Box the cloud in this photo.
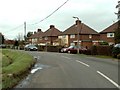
[0,0,118,39]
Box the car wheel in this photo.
[68,51,71,54]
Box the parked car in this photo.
[24,44,38,51]
[112,43,120,58]
[61,46,87,54]
[0,44,6,48]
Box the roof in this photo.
[43,25,62,37]
[29,30,44,38]
[100,22,118,34]
[62,22,98,35]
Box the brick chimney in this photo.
[75,20,81,25]
[37,29,41,32]
[50,25,55,29]
[34,31,36,34]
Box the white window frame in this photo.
[44,37,48,40]
[70,34,75,39]
[107,33,114,38]
[89,35,92,39]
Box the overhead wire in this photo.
[30,0,69,25]
[3,0,69,35]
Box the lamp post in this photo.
[73,17,81,54]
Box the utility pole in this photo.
[73,17,81,54]
[24,22,26,41]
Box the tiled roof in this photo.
[62,22,98,35]
[43,25,61,37]
[29,30,44,38]
[100,22,118,33]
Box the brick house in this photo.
[40,25,61,46]
[29,29,44,45]
[59,20,100,48]
[100,22,118,45]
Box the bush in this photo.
[91,45,97,55]
[100,42,109,45]
[112,47,120,58]
[117,54,120,59]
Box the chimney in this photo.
[75,20,81,25]
[50,25,55,29]
[34,31,36,34]
[37,29,41,32]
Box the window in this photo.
[107,33,114,38]
[44,37,48,40]
[62,35,66,38]
[70,43,75,46]
[39,37,42,40]
[70,35,75,38]
[89,35,92,39]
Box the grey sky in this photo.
[0,0,118,39]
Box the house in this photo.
[59,20,100,48]
[29,29,44,45]
[100,21,118,45]
[41,25,62,46]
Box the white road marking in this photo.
[76,60,90,67]
[61,56,71,59]
[97,71,120,89]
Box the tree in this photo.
[0,33,4,44]
[2,35,4,44]
[115,20,120,44]
[27,32,33,38]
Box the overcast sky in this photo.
[0,0,118,40]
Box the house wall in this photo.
[68,34,100,48]
[100,34,115,45]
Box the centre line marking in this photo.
[76,60,90,67]
[97,71,120,89]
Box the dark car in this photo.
[61,46,87,54]
[112,43,120,58]
[24,44,38,51]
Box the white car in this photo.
[24,44,38,51]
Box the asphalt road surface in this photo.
[15,51,119,88]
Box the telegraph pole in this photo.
[24,22,26,41]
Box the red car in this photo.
[61,46,87,54]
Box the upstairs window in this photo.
[89,35,92,39]
[107,33,114,38]
[70,35,75,38]
[44,37,48,40]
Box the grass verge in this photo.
[1,49,36,89]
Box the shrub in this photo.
[112,47,120,58]
[91,45,97,55]
[117,54,120,59]
[100,41,109,45]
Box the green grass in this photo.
[1,49,36,89]
[90,55,116,59]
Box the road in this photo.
[15,51,119,88]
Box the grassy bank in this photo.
[1,49,35,89]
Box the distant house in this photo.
[100,22,118,45]
[41,25,61,46]
[29,29,44,45]
[59,20,100,48]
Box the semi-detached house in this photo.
[29,25,61,46]
[59,20,100,49]
[99,21,118,45]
